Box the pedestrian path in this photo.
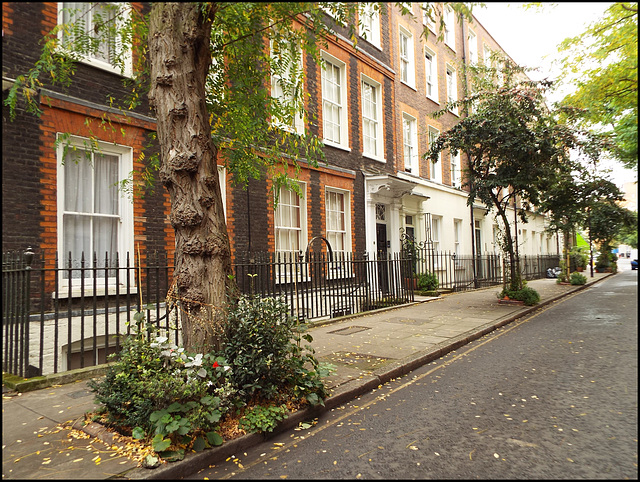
[2,272,614,479]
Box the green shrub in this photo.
[417,272,439,291]
[570,246,588,269]
[500,286,541,306]
[570,271,587,285]
[88,313,235,449]
[223,295,330,406]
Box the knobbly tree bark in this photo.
[148,3,234,352]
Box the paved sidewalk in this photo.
[2,272,614,479]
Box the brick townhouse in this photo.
[3,2,558,271]
[2,3,558,374]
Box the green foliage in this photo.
[88,316,234,450]
[570,271,588,285]
[570,246,589,269]
[238,404,288,434]
[500,287,541,306]
[590,200,637,249]
[616,211,638,249]
[417,272,439,291]
[556,3,638,171]
[223,295,328,406]
[426,59,605,291]
[556,260,569,283]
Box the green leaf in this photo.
[151,434,171,452]
[132,426,146,439]
[206,431,224,446]
[142,454,160,468]
[192,437,207,452]
[159,449,185,462]
[150,409,168,422]
[166,420,180,433]
[206,409,221,424]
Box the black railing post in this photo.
[22,247,34,377]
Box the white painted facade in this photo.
[364,172,559,260]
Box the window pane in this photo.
[64,150,92,213]
[322,61,343,144]
[94,153,119,215]
[93,217,118,269]
[63,214,91,277]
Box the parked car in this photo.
[631,259,638,270]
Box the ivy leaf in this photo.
[132,427,146,439]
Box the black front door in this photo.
[376,223,389,293]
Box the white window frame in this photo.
[432,215,442,255]
[399,26,415,88]
[321,52,349,150]
[270,40,305,135]
[424,46,439,103]
[361,75,384,161]
[483,44,492,66]
[56,134,135,296]
[274,183,308,284]
[422,2,436,33]
[454,219,462,262]
[217,165,227,221]
[443,5,456,51]
[359,3,381,48]
[428,126,441,182]
[467,28,478,65]
[57,2,133,77]
[274,182,308,257]
[325,187,353,280]
[402,113,419,175]
[446,64,458,115]
[450,150,461,188]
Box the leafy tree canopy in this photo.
[427,58,608,290]
[554,2,638,171]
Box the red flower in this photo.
[212,361,219,368]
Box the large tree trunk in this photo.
[148,3,234,352]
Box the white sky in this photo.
[473,2,637,188]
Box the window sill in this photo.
[75,55,133,79]
[275,275,310,286]
[359,36,382,51]
[54,285,138,300]
[401,81,417,91]
[323,141,351,152]
[363,153,386,163]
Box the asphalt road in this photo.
[186,268,638,480]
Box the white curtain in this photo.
[63,149,119,277]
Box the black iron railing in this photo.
[2,247,559,378]
[2,249,174,378]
